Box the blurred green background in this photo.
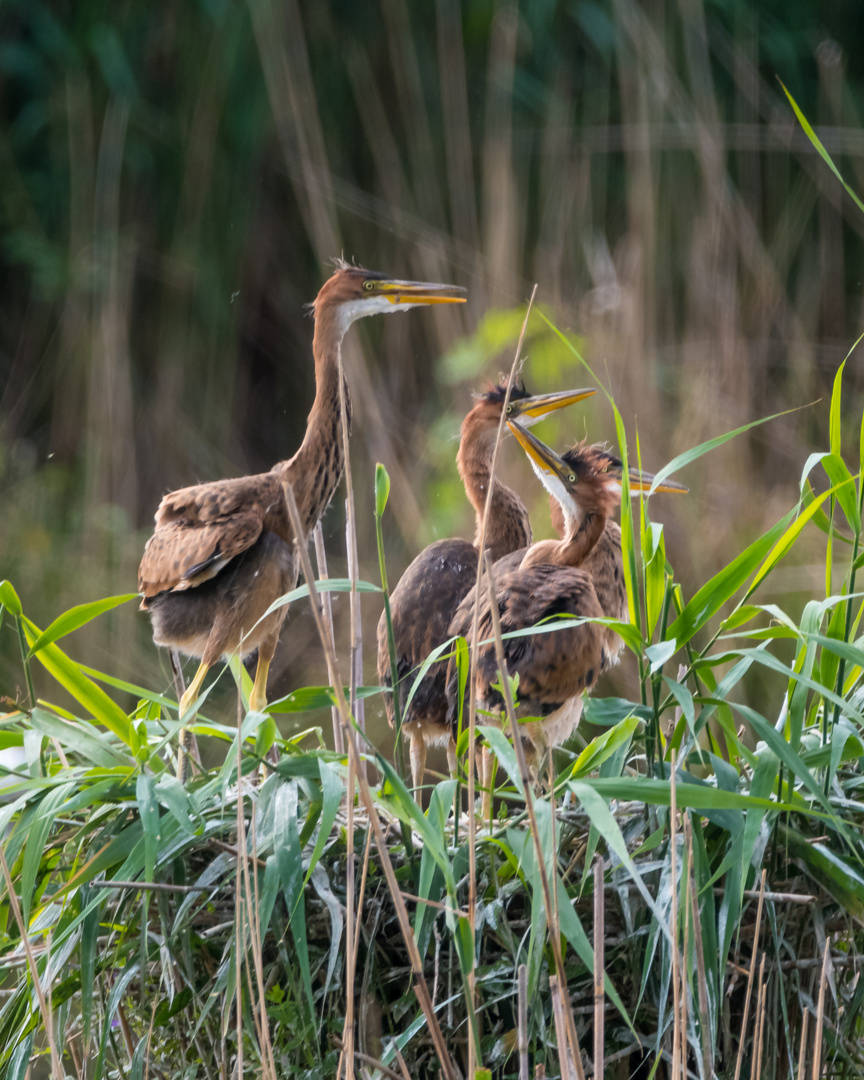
[2,0,863,746]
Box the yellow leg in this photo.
[409,734,427,805]
[248,655,272,714]
[446,737,457,779]
[177,661,209,783]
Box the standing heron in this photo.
[376,381,596,797]
[446,421,687,809]
[139,262,466,777]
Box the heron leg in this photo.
[177,661,209,782]
[446,736,457,779]
[409,735,426,804]
[248,656,271,714]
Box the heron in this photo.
[446,420,687,812]
[376,380,596,799]
[138,261,466,778]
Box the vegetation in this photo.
[4,1,864,1077]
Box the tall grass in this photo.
[2,0,863,718]
[2,341,864,1075]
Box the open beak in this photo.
[508,387,596,424]
[615,466,689,494]
[374,279,467,305]
[507,420,689,494]
[506,420,571,476]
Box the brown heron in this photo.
[376,381,596,798]
[446,421,687,811]
[138,261,466,778]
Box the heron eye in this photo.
[506,404,512,413]
[568,474,576,483]
[363,280,374,291]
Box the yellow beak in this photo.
[508,387,597,421]
[373,279,467,305]
[506,419,571,475]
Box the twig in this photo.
[733,868,767,1080]
[341,745,357,1080]
[465,285,537,1076]
[812,934,830,1080]
[712,887,816,904]
[0,845,63,1079]
[88,879,210,893]
[550,975,576,1080]
[400,891,470,919]
[593,858,604,1080]
[670,750,681,1080]
[686,817,711,1078]
[796,1008,809,1080]
[518,963,529,1080]
[284,483,458,1080]
[483,550,585,1080]
[313,521,345,755]
[751,955,767,1080]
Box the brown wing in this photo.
[139,472,290,600]
[377,539,479,728]
[446,563,605,723]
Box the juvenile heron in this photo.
[139,262,466,777]
[446,422,687,810]
[376,381,596,798]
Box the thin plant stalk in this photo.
[812,935,830,1080]
[593,857,604,1080]
[283,483,459,1080]
[463,284,537,1075]
[686,816,712,1077]
[670,750,681,1080]
[797,1008,809,1080]
[482,551,586,1080]
[751,955,767,1080]
[733,869,768,1080]
[518,963,529,1080]
[313,521,344,755]
[373,465,408,787]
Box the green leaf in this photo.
[268,685,380,713]
[569,715,639,779]
[20,783,73,922]
[26,594,137,657]
[830,359,846,457]
[0,580,23,616]
[669,509,795,646]
[375,462,391,517]
[779,81,864,216]
[29,707,133,768]
[136,773,160,883]
[649,406,802,494]
[22,618,132,744]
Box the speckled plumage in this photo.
[445,442,628,761]
[139,263,465,779]
[376,383,536,783]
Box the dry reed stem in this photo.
[482,551,585,1080]
[350,825,374,976]
[670,751,681,1080]
[796,1007,809,1080]
[751,955,767,1080]
[593,857,604,1080]
[680,819,690,1076]
[550,975,576,1080]
[341,748,357,1080]
[0,846,63,1079]
[338,355,365,784]
[248,811,277,1079]
[284,484,458,1080]
[464,285,536,1076]
[394,1044,412,1080]
[234,731,243,1080]
[685,817,711,1078]
[812,934,830,1080]
[518,963,529,1080]
[733,868,768,1080]
[313,521,344,754]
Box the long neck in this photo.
[521,502,607,570]
[458,426,531,563]
[276,310,351,537]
